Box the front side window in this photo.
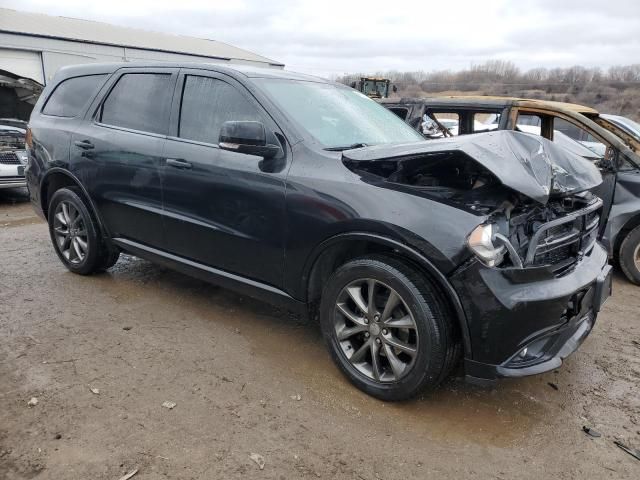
[255,79,423,149]
[42,74,108,117]
[554,117,607,158]
[100,73,173,134]
[178,76,263,144]
[516,113,605,160]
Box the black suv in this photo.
[27,63,612,400]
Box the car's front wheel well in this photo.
[306,239,390,310]
[614,213,640,261]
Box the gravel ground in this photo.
[1,187,639,480]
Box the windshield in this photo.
[603,115,640,139]
[254,79,423,149]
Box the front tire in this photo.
[319,255,459,401]
[619,225,640,285]
[47,187,118,275]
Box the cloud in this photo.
[0,0,638,76]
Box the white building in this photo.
[0,8,283,119]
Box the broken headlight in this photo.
[467,223,506,267]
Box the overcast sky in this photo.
[1,0,638,77]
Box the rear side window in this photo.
[100,73,173,134]
[42,74,107,117]
[178,75,263,144]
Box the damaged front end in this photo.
[343,131,612,382]
[343,131,603,276]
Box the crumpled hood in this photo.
[342,130,602,204]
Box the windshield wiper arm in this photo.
[324,142,369,152]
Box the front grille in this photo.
[534,244,572,266]
[0,152,21,165]
[525,199,602,275]
[545,222,574,239]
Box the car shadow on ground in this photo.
[0,187,29,204]
[89,253,581,446]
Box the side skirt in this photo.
[112,238,307,316]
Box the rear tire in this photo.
[319,255,460,401]
[47,187,118,275]
[619,225,640,285]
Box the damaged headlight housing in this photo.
[467,223,506,267]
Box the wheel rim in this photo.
[53,201,88,265]
[634,243,640,271]
[334,278,418,383]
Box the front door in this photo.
[161,70,289,288]
[73,68,177,248]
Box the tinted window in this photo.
[42,74,108,117]
[179,76,262,144]
[100,73,173,134]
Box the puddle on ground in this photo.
[89,255,550,447]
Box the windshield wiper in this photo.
[324,142,369,151]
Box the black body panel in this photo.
[27,62,611,384]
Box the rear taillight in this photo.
[25,127,33,149]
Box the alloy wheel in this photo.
[334,278,418,383]
[53,201,89,264]
[634,243,640,271]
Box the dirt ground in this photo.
[0,187,639,480]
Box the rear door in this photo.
[160,69,289,287]
[72,67,177,248]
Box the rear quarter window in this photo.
[42,74,108,117]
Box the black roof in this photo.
[52,61,328,84]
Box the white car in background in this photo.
[0,119,28,189]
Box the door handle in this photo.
[166,158,192,169]
[74,140,94,150]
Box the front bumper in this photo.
[0,163,26,189]
[450,243,611,383]
[0,177,27,189]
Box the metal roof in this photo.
[0,8,283,67]
[53,61,327,84]
[380,95,598,114]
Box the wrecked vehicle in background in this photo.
[0,118,28,189]
[601,114,640,143]
[28,63,611,400]
[382,96,640,285]
[0,69,41,190]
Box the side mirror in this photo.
[219,121,281,158]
